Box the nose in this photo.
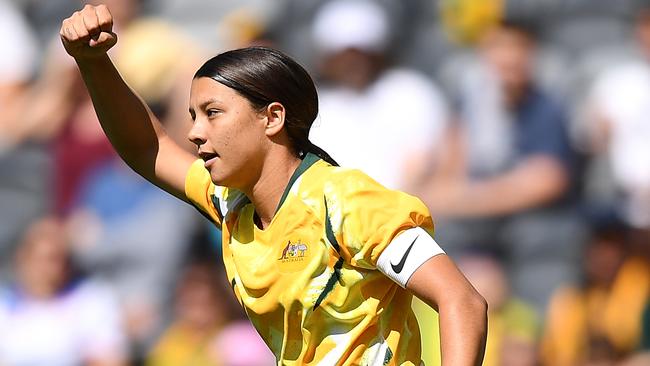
[188,120,207,147]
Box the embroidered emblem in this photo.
[278,240,309,262]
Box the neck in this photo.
[504,83,529,109]
[244,150,302,230]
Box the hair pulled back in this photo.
[194,46,337,166]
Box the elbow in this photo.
[441,286,488,321]
[527,156,570,204]
[463,287,488,319]
[472,291,488,319]
[461,288,488,325]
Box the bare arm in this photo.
[426,155,568,217]
[407,255,487,366]
[60,4,194,200]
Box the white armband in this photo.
[376,227,445,288]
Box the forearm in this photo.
[467,158,567,216]
[430,156,568,217]
[407,255,487,366]
[76,54,167,179]
[438,294,488,366]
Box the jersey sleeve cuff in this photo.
[376,227,445,288]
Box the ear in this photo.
[263,102,286,137]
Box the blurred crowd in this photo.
[1,0,650,365]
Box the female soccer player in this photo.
[60,5,487,365]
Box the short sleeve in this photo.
[324,170,435,269]
[0,1,37,83]
[517,92,575,171]
[184,159,224,227]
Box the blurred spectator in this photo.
[439,0,503,45]
[9,0,145,218]
[209,321,276,366]
[0,0,37,133]
[459,254,539,366]
[9,0,202,217]
[582,8,650,231]
[541,221,650,366]
[66,157,199,354]
[620,352,650,366]
[419,20,586,314]
[0,1,206,353]
[308,0,449,191]
[0,0,49,280]
[0,217,127,366]
[147,262,240,366]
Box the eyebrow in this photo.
[189,98,224,115]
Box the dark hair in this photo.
[194,46,338,166]
[497,19,539,42]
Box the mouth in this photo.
[198,151,219,166]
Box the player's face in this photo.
[188,77,268,189]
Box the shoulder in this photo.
[596,61,650,86]
[592,61,650,103]
[322,165,386,193]
[297,162,389,208]
[66,278,118,306]
[377,68,447,105]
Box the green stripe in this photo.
[190,201,220,227]
[274,153,320,214]
[313,257,344,309]
[324,197,341,254]
[210,194,224,218]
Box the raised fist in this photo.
[60,4,117,59]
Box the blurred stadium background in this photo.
[1,0,650,365]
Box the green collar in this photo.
[274,153,321,214]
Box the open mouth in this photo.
[198,151,219,162]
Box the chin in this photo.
[209,173,227,187]
[209,170,236,188]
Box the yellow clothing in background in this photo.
[541,257,650,366]
[147,324,221,366]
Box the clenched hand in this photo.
[60,4,117,60]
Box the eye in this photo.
[207,109,221,118]
[189,109,196,122]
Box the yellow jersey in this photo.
[185,153,435,365]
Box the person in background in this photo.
[147,262,242,366]
[11,0,201,217]
[0,0,48,281]
[209,321,276,366]
[419,19,585,314]
[459,254,539,366]
[583,8,650,236]
[0,217,127,366]
[541,220,650,366]
[308,0,449,192]
[8,0,145,217]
